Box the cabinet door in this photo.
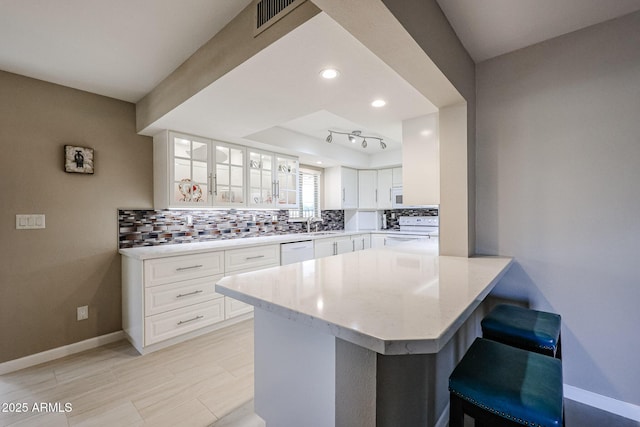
[248,150,275,208]
[314,238,336,259]
[335,236,353,255]
[358,170,377,209]
[342,167,358,209]
[214,142,245,206]
[392,167,403,187]
[171,133,212,207]
[350,234,371,251]
[362,234,371,250]
[276,155,299,208]
[377,169,393,209]
[371,234,386,248]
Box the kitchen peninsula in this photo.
[216,242,512,427]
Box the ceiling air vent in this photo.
[254,0,307,36]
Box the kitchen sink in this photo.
[304,231,341,236]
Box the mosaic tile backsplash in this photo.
[118,209,345,248]
[382,208,439,230]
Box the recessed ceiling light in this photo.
[420,129,433,137]
[320,68,339,79]
[316,161,323,165]
[371,99,386,108]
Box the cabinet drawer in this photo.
[145,274,223,316]
[144,299,224,346]
[144,252,224,287]
[225,297,253,319]
[225,245,280,273]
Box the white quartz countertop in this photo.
[216,242,512,355]
[118,231,367,260]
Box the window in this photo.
[289,167,321,218]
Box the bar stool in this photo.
[449,338,564,427]
[481,304,562,358]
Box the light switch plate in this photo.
[16,214,46,229]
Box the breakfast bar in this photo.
[216,242,512,427]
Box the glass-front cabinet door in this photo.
[154,131,298,209]
[171,134,211,207]
[214,142,245,206]
[248,150,274,208]
[276,155,299,208]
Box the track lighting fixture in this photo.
[325,130,386,149]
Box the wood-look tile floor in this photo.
[0,320,254,427]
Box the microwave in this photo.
[391,187,434,209]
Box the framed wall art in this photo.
[64,145,94,174]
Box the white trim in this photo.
[564,384,640,422]
[0,331,124,375]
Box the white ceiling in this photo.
[436,0,640,62]
[0,0,252,102]
[142,13,438,165]
[3,0,640,164]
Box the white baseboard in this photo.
[0,330,125,375]
[435,403,449,427]
[564,384,640,422]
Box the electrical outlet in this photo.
[77,306,88,321]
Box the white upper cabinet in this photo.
[247,150,274,208]
[358,170,378,209]
[392,167,403,187]
[324,166,358,210]
[213,142,245,206]
[154,130,297,209]
[247,150,299,209]
[154,131,213,208]
[377,168,393,209]
[275,155,299,209]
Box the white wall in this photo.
[476,11,640,406]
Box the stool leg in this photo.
[449,393,465,427]
[556,333,562,359]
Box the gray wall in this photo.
[476,11,640,405]
[0,71,153,363]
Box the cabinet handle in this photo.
[213,174,217,196]
[389,188,392,202]
[272,181,276,199]
[246,255,265,260]
[176,290,204,298]
[208,173,213,195]
[333,242,337,255]
[177,315,204,326]
[362,238,365,248]
[352,240,355,251]
[375,189,378,202]
[342,188,345,202]
[384,238,387,246]
[176,264,203,271]
[276,181,280,198]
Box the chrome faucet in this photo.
[306,216,321,233]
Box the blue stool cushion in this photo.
[449,338,563,427]
[482,304,561,353]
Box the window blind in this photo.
[289,168,321,218]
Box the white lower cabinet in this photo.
[122,244,279,354]
[314,235,365,258]
[351,234,371,251]
[144,299,225,346]
[371,234,386,248]
[223,245,281,318]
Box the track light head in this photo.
[348,134,356,143]
[361,138,367,148]
[326,133,333,143]
[380,140,387,150]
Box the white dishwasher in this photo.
[280,240,315,265]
